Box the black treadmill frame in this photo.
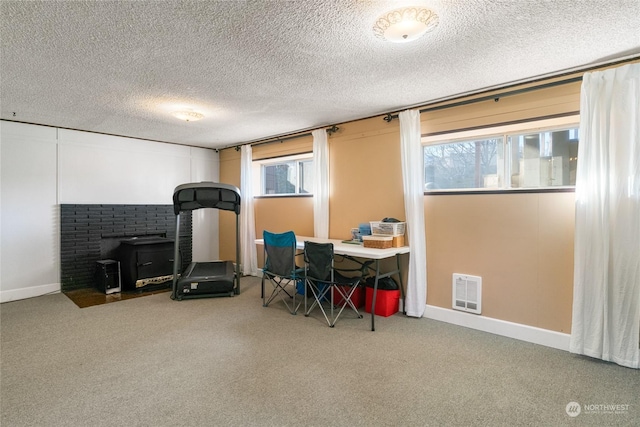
[171,182,241,300]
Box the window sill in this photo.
[255,194,314,199]
[424,187,575,196]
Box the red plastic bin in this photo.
[364,287,400,317]
[332,285,365,309]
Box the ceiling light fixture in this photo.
[373,7,439,43]
[171,110,205,122]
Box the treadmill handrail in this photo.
[173,182,241,215]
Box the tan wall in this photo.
[252,135,312,160]
[218,75,589,333]
[254,197,314,236]
[425,192,575,333]
[422,80,581,134]
[329,117,405,239]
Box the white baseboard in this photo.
[0,283,61,303]
[424,304,570,352]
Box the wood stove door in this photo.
[136,247,173,284]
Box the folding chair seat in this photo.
[261,230,303,314]
[303,241,369,327]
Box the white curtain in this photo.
[570,63,640,369]
[399,109,427,318]
[312,128,329,238]
[240,145,258,276]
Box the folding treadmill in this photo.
[171,182,241,300]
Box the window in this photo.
[254,154,313,196]
[423,117,579,192]
[508,128,579,188]
[425,137,504,190]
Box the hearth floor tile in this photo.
[63,286,171,308]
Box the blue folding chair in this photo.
[261,230,304,314]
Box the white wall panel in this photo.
[1,122,58,300]
[58,129,191,204]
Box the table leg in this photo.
[370,254,407,329]
[396,253,406,315]
[371,259,381,331]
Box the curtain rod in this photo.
[382,76,583,123]
[229,125,339,151]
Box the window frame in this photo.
[422,115,580,194]
[252,152,314,198]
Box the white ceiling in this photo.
[1,0,639,150]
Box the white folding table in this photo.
[257,236,410,331]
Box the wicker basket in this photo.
[362,235,393,249]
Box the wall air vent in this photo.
[452,273,482,314]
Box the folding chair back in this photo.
[304,241,333,282]
[262,230,302,314]
[264,231,297,277]
[303,241,365,327]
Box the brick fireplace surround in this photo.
[60,204,192,292]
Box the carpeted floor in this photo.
[1,276,638,426]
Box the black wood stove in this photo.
[117,236,175,290]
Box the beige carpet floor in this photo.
[1,276,638,426]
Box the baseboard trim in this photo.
[424,304,570,351]
[0,283,60,303]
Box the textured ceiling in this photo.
[1,0,639,149]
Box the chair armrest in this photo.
[335,260,373,277]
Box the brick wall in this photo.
[60,204,192,291]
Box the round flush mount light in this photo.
[373,7,439,43]
[171,110,205,122]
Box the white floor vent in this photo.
[452,274,482,314]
